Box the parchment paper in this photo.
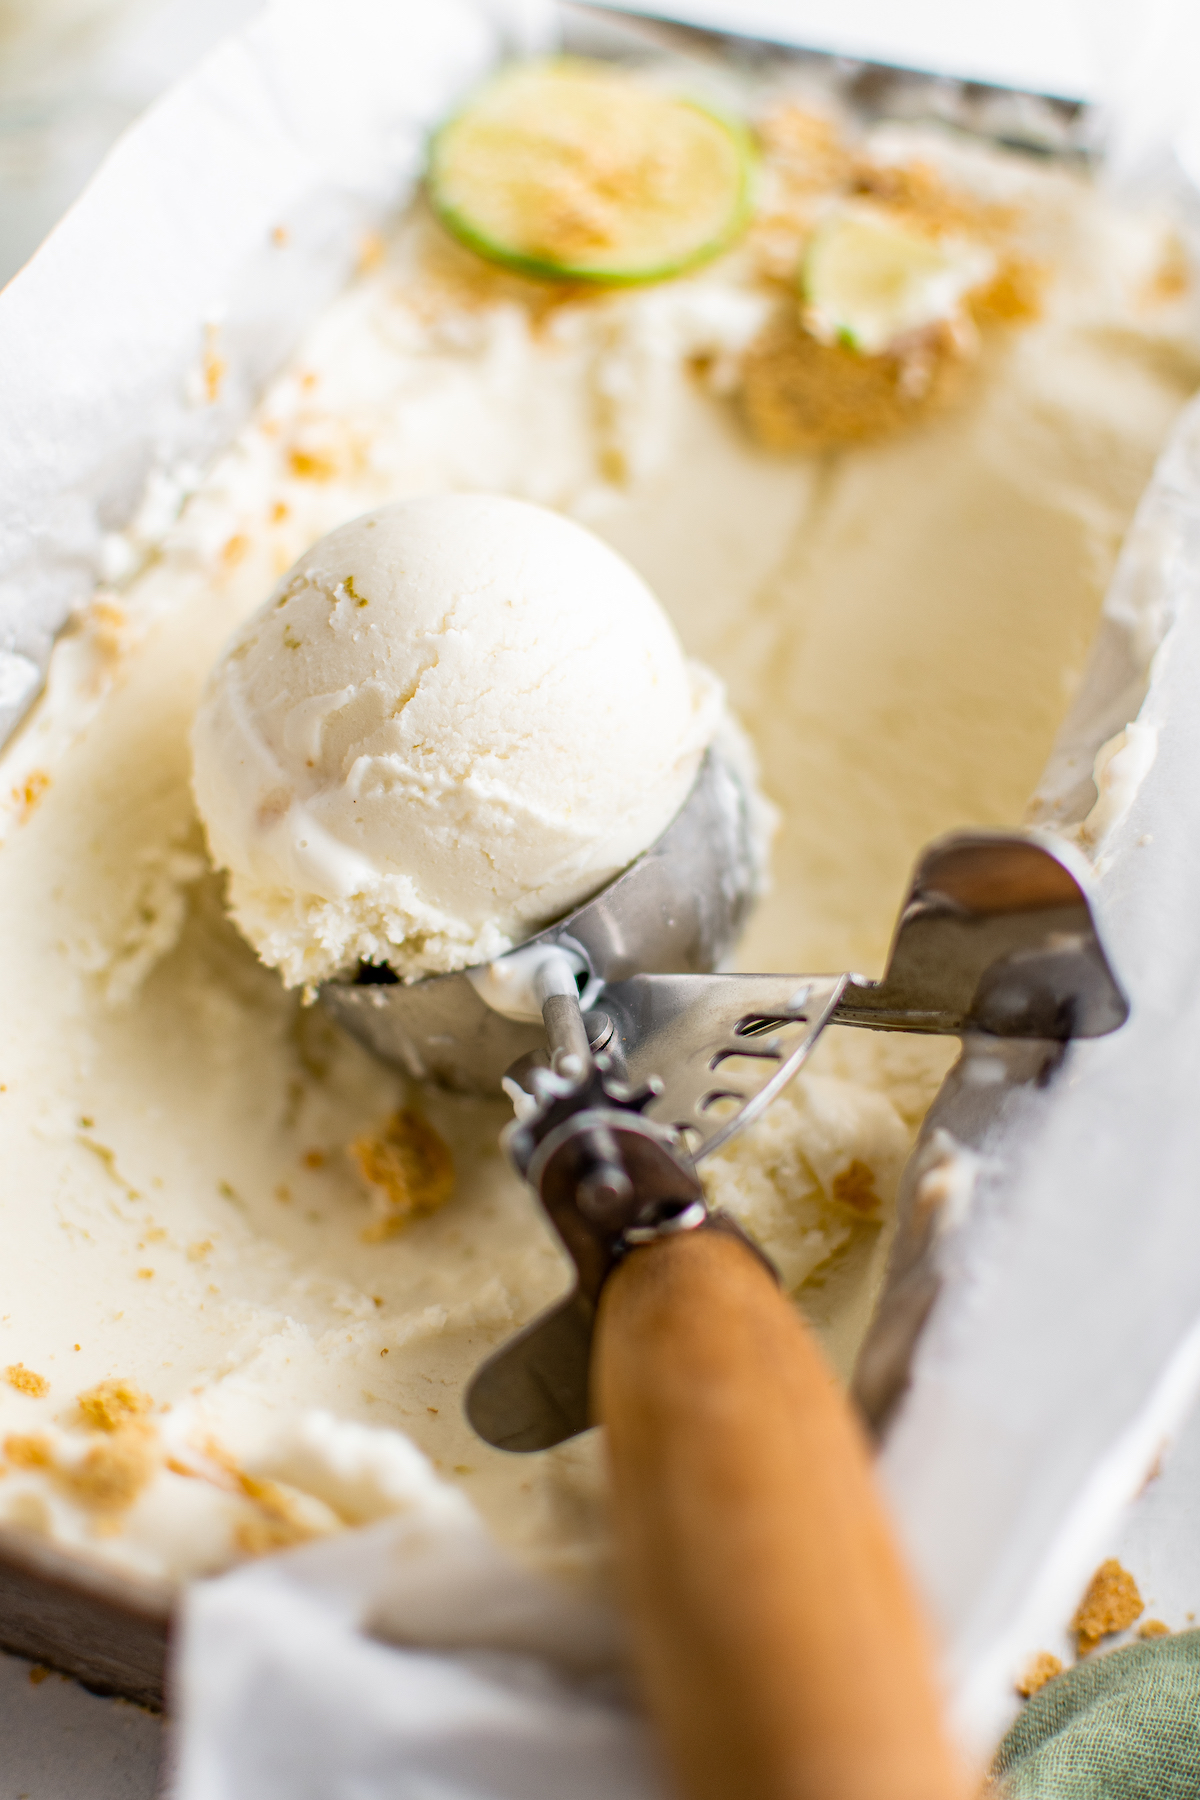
[3,0,1200,1790]
[0,0,546,741]
[172,1514,657,1800]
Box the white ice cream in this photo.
[191,495,721,986]
[0,101,1196,1596]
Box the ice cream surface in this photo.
[191,494,721,987]
[0,77,1197,1595]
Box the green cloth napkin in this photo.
[991,1630,1200,1798]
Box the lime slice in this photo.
[801,205,995,355]
[428,58,755,285]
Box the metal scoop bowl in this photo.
[319,747,1127,1450]
[319,748,760,1095]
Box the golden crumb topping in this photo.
[10,770,50,823]
[4,1406,159,1516]
[1138,1618,1171,1640]
[168,1434,337,1557]
[77,1377,154,1433]
[1074,1558,1143,1654]
[57,1424,157,1513]
[287,447,339,483]
[233,1474,326,1557]
[352,1108,455,1240]
[749,107,856,280]
[741,309,972,453]
[737,106,1046,452]
[3,1432,52,1468]
[1144,233,1190,304]
[830,1160,882,1215]
[1016,1651,1064,1698]
[5,1364,49,1398]
[849,155,1015,241]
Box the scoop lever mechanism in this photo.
[468,954,783,1452]
[317,752,1128,1453]
[464,828,1128,1453]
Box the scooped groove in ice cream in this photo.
[191,494,724,987]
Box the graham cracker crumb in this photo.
[970,256,1043,326]
[182,1434,332,1560]
[5,1364,49,1398]
[760,106,854,194]
[416,204,598,327]
[353,1109,455,1239]
[741,308,972,453]
[831,1159,881,1215]
[202,324,225,404]
[243,1513,317,1554]
[1074,1558,1143,1654]
[77,1378,153,1432]
[82,595,130,663]
[234,1513,309,1556]
[12,770,50,822]
[738,117,1045,453]
[28,1664,51,1685]
[3,1433,53,1469]
[288,447,338,482]
[233,1473,327,1557]
[749,106,856,280]
[57,1424,157,1513]
[1016,1651,1063,1698]
[1143,233,1191,305]
[1138,1618,1171,1640]
[849,156,1017,241]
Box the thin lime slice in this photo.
[428,58,755,285]
[801,205,995,355]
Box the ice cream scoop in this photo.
[191,493,723,988]
[190,486,1125,1800]
[440,821,1123,1800]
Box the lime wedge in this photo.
[802,205,995,355]
[428,59,755,285]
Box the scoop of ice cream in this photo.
[191,493,724,986]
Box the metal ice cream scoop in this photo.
[320,746,1127,1452]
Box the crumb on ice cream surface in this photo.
[5,1364,50,1397]
[0,84,1197,1594]
[352,1109,456,1239]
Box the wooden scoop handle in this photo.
[593,1227,969,1800]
